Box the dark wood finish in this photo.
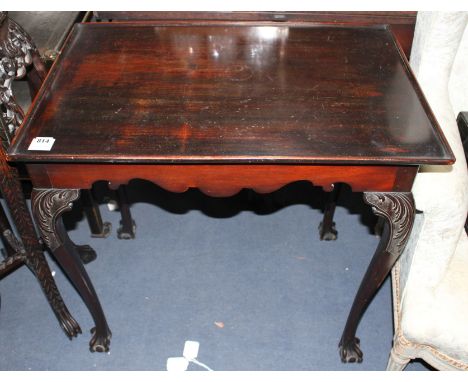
[456,112,468,234]
[31,188,111,352]
[94,11,417,23]
[0,200,18,258]
[10,23,453,165]
[7,22,453,361]
[0,150,81,338]
[387,24,415,59]
[116,186,135,239]
[26,163,419,194]
[319,183,341,241]
[0,12,81,338]
[457,112,468,163]
[94,11,417,58]
[9,12,83,56]
[0,13,42,147]
[0,252,24,276]
[81,188,111,240]
[9,11,84,75]
[340,192,415,362]
[2,11,109,244]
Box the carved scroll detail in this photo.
[31,189,80,251]
[0,12,39,147]
[363,192,415,256]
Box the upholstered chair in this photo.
[387,11,468,370]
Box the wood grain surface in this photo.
[9,23,454,165]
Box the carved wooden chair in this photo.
[0,11,82,338]
[1,12,103,261]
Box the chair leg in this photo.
[116,185,136,240]
[0,157,81,338]
[0,205,26,277]
[387,348,411,371]
[0,202,18,258]
[318,183,341,241]
[0,252,24,276]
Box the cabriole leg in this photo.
[339,192,415,363]
[31,188,112,352]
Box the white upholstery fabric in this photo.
[403,12,468,289]
[449,23,468,117]
[391,11,468,368]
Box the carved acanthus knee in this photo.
[363,192,415,256]
[339,192,415,363]
[31,189,81,251]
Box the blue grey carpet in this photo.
[0,182,430,370]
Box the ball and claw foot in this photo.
[90,326,112,353]
[339,337,363,363]
[318,222,338,241]
[76,244,97,264]
[117,220,136,240]
[57,308,82,339]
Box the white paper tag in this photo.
[28,137,55,151]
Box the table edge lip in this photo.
[79,20,393,28]
[92,11,418,25]
[386,25,456,165]
[8,22,455,166]
[6,152,454,166]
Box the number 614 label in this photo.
[28,137,55,151]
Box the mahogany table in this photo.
[7,22,454,363]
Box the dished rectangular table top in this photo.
[8,22,454,165]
